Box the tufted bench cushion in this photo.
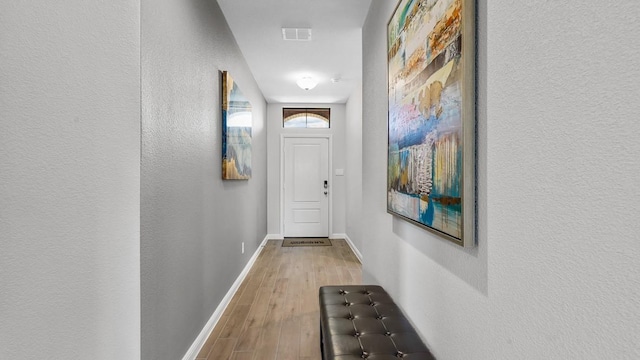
[319,285,435,359]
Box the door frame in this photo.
[280,134,333,237]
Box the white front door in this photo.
[283,137,329,237]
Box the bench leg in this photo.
[320,321,326,360]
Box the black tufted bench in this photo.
[319,285,435,359]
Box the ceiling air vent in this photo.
[282,28,312,41]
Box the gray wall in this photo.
[266,103,346,237]
[362,1,640,359]
[345,84,364,253]
[1,1,141,358]
[141,0,267,359]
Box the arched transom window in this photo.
[283,108,330,128]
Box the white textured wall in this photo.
[362,1,640,359]
[345,84,364,251]
[266,103,347,237]
[0,1,141,359]
[140,0,267,359]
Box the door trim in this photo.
[280,134,333,237]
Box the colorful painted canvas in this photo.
[387,0,475,246]
[221,71,252,180]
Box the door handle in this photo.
[324,180,328,189]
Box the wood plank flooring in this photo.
[196,239,362,360]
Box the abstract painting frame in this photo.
[387,0,476,247]
[221,71,252,180]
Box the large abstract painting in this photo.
[221,71,252,180]
[387,0,475,246]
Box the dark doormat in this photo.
[282,238,332,247]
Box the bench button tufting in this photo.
[320,286,434,360]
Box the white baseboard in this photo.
[265,233,284,240]
[181,235,269,360]
[330,233,363,263]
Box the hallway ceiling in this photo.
[217,0,372,104]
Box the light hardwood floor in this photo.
[196,239,362,360]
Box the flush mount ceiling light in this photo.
[296,77,318,90]
[282,28,312,41]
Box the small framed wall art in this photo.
[387,0,476,247]
[221,71,252,180]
